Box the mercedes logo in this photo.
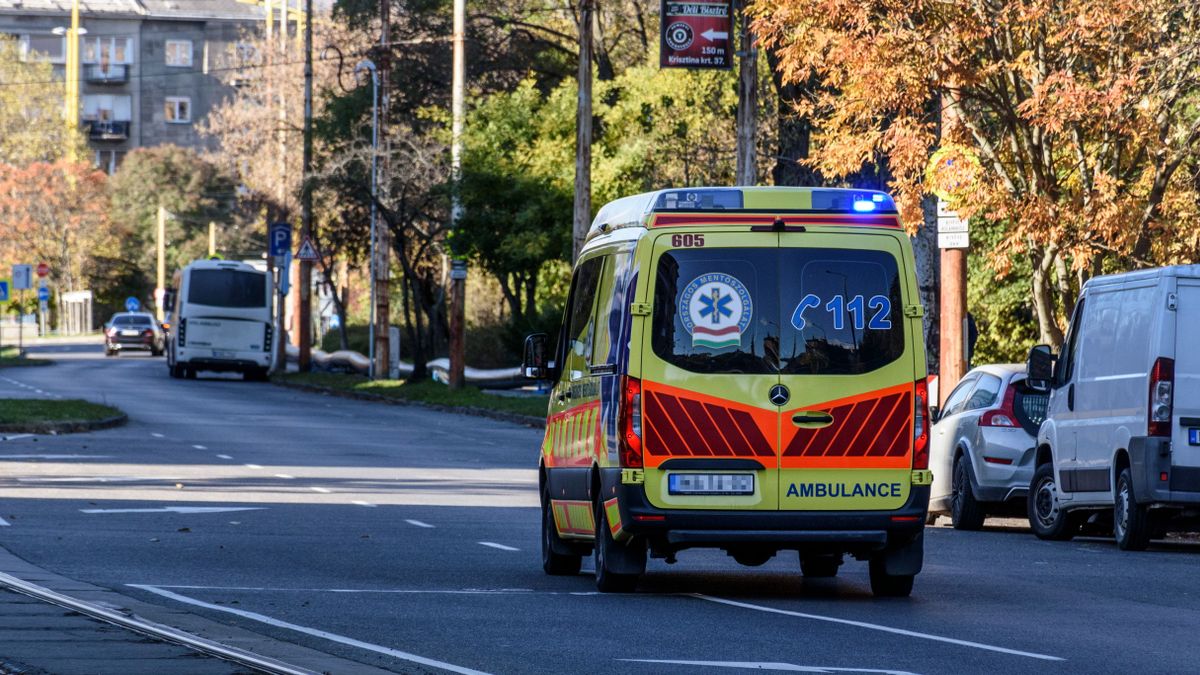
[769,384,790,407]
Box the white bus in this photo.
[164,259,274,381]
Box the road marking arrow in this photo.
[701,29,728,41]
[80,507,265,514]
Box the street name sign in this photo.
[12,265,32,290]
[938,231,970,249]
[936,198,970,249]
[660,0,733,70]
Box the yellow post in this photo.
[63,0,80,142]
[156,206,166,321]
[265,0,273,41]
[208,221,216,257]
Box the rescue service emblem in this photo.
[679,273,752,349]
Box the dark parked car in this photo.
[104,312,165,357]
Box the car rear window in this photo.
[188,269,266,308]
[651,246,905,375]
[113,315,152,326]
[1013,381,1048,435]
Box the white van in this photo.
[1026,265,1200,549]
[164,259,274,381]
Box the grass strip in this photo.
[0,399,124,425]
[276,372,549,419]
[0,346,51,368]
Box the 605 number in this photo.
[671,234,705,248]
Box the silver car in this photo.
[929,364,1048,529]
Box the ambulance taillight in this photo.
[620,376,643,468]
[913,379,930,470]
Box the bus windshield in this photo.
[187,269,267,308]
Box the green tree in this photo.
[0,35,87,164]
[109,145,237,282]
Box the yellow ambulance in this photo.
[523,187,931,596]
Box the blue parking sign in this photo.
[0,280,8,303]
[269,222,292,257]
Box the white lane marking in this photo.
[274,474,294,479]
[139,584,541,595]
[129,585,491,675]
[310,487,331,494]
[216,454,233,460]
[20,476,181,483]
[478,542,518,552]
[620,661,917,674]
[0,435,34,442]
[244,464,263,469]
[692,595,1063,661]
[353,501,377,508]
[405,519,433,528]
[0,454,110,459]
[0,516,9,526]
[81,507,264,515]
[192,445,207,450]
[151,433,164,438]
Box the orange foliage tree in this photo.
[753,0,1200,346]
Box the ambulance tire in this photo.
[868,558,914,598]
[593,500,645,593]
[541,489,582,576]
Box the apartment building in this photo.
[0,0,265,173]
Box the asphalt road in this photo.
[2,344,1200,674]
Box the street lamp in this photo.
[354,59,380,379]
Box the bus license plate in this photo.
[1189,428,1200,446]
[212,350,235,359]
[668,473,754,496]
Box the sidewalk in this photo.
[0,588,252,675]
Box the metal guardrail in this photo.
[283,345,526,389]
[0,571,314,675]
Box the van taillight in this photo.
[620,376,643,468]
[980,384,1019,428]
[1149,357,1174,437]
[913,379,929,470]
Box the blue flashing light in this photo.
[872,193,885,202]
[852,200,877,212]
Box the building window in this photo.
[165,96,191,123]
[82,37,133,65]
[18,35,66,63]
[83,94,132,122]
[94,150,126,175]
[165,40,193,67]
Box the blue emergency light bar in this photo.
[653,189,744,211]
[650,187,897,214]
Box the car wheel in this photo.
[1114,467,1152,551]
[868,557,914,597]
[594,499,644,593]
[800,553,842,578]
[541,488,582,576]
[1028,462,1078,541]
[950,454,986,531]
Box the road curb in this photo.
[0,413,127,435]
[273,380,547,428]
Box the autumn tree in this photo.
[0,35,87,164]
[754,0,1200,347]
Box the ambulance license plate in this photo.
[1189,428,1200,446]
[668,473,754,496]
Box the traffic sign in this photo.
[12,265,32,290]
[269,222,292,257]
[279,253,292,295]
[125,296,141,312]
[295,236,320,261]
[36,262,49,278]
[0,280,8,303]
[660,0,733,70]
[938,231,970,249]
[36,286,49,302]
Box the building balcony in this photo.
[84,64,129,84]
[84,120,130,141]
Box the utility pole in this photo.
[298,0,314,372]
[208,222,216,257]
[448,0,466,389]
[571,0,594,261]
[64,0,80,144]
[276,0,289,373]
[734,0,757,186]
[373,0,391,379]
[156,206,166,322]
[937,93,967,406]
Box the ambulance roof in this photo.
[586,186,899,244]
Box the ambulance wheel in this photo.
[1029,463,1078,541]
[800,553,842,578]
[593,499,644,593]
[1114,468,1152,551]
[868,558,914,598]
[541,488,582,576]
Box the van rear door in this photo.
[640,232,781,511]
[775,233,917,511]
[1171,278,1200,472]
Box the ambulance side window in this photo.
[561,257,605,378]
